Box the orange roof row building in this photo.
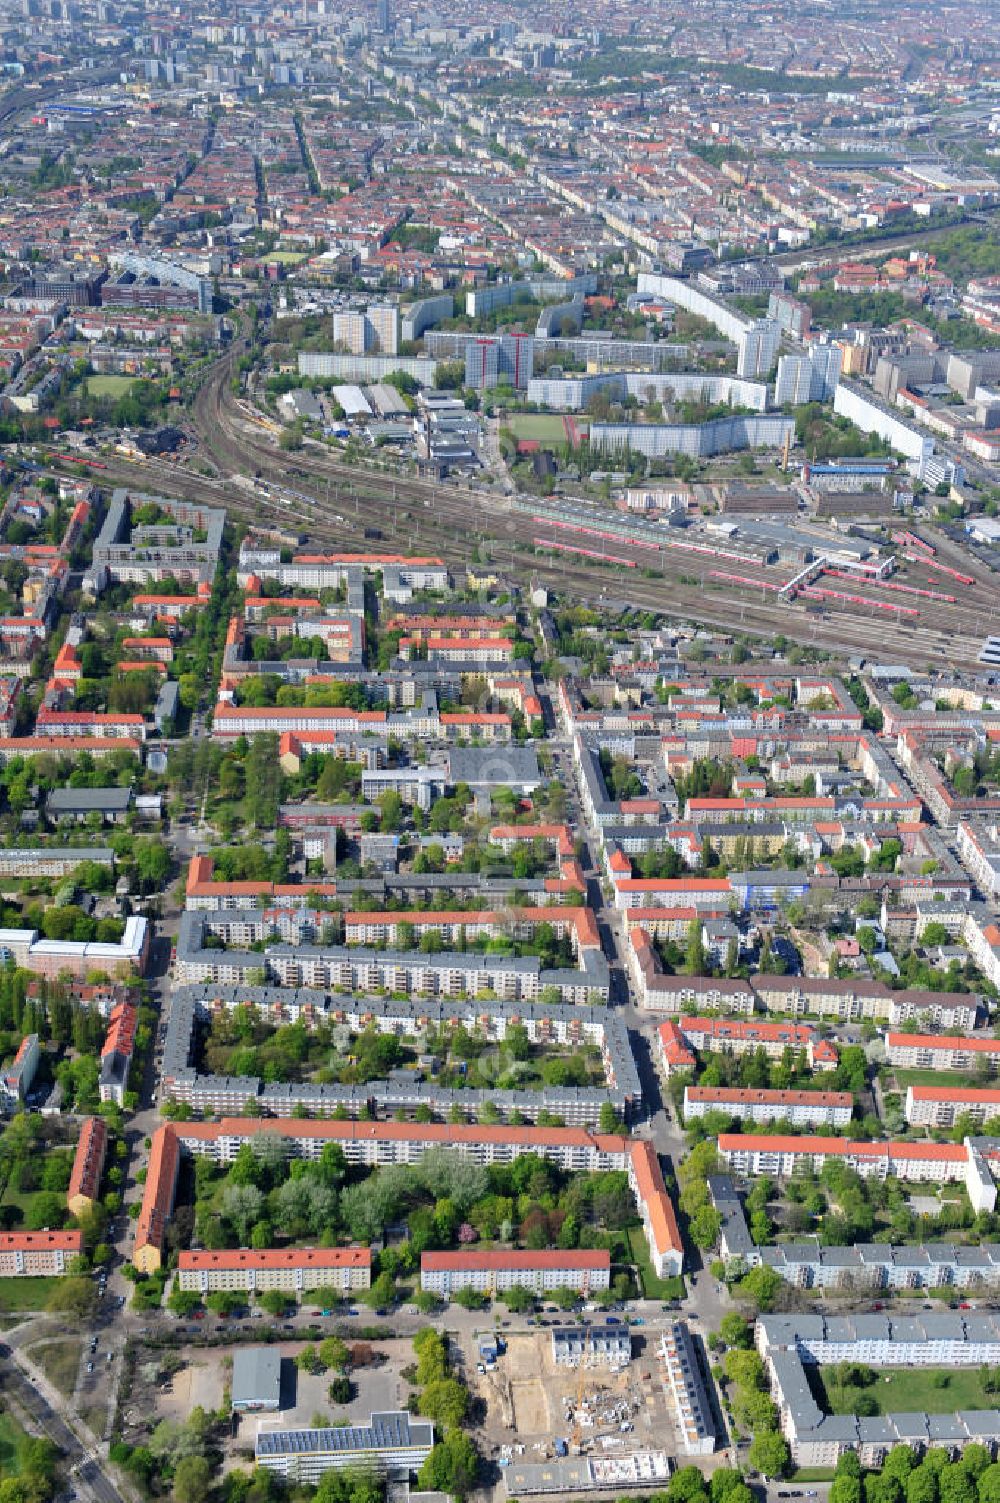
[420,1248,610,1296]
[67,1115,108,1218]
[177,1246,371,1294]
[0,1230,83,1277]
[135,1117,683,1279]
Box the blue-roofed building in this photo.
[254,1412,434,1482]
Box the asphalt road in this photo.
[0,1343,131,1503]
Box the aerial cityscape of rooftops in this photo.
[5,4,1000,1503]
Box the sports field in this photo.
[87,375,139,397]
[504,413,572,443]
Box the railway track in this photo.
[54,347,983,669]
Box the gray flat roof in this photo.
[48,787,132,812]
[232,1347,281,1408]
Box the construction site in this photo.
[467,1322,673,1470]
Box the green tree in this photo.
[45,1276,96,1321]
[319,1336,350,1372]
[689,1205,723,1249]
[133,838,170,891]
[906,1466,939,1503]
[719,1313,752,1348]
[500,1285,536,1313]
[939,1466,976,1503]
[173,1457,212,1503]
[168,1287,203,1317]
[735,1264,782,1312]
[418,1432,478,1498]
[975,1464,1000,1503]
[748,1431,789,1479]
[832,1476,863,1503]
[419,1377,469,1430]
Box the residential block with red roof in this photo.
[177,1247,371,1295]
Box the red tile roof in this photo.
[888,1032,1000,1053]
[178,1247,370,1271]
[0,1230,83,1253]
[67,1116,108,1206]
[177,1117,627,1155]
[680,1016,815,1044]
[135,1124,180,1257]
[687,1086,852,1108]
[719,1132,966,1162]
[421,1249,609,1271]
[908,1085,1000,1103]
[629,1140,683,1260]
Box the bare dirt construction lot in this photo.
[154,1350,228,1419]
[462,1329,665,1460]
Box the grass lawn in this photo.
[626,1225,685,1301]
[86,374,140,398]
[267,250,307,265]
[0,1275,56,1312]
[503,413,571,443]
[27,1337,82,1397]
[790,1470,837,1483]
[0,1184,69,1231]
[889,1067,988,1089]
[0,1411,26,1475]
[818,1365,996,1416]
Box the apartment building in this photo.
[34,709,146,741]
[419,1249,610,1298]
[719,1133,968,1184]
[675,1016,837,1070]
[0,1230,84,1277]
[87,492,224,591]
[752,974,896,1023]
[255,1414,434,1483]
[905,1085,1000,1128]
[759,1312,1000,1466]
[628,1139,684,1278]
[683,1085,852,1129]
[659,1323,716,1456]
[886,1032,1000,1071]
[551,1322,631,1368]
[135,1119,682,1280]
[22,914,150,981]
[174,908,609,1006]
[360,766,444,811]
[177,1247,371,1296]
[1,1033,39,1108]
[333,305,398,356]
[235,547,448,598]
[760,1240,1000,1292]
[67,1116,108,1218]
[0,847,114,879]
[658,1020,696,1074]
[134,1121,181,1273]
[99,1002,138,1105]
[161,983,640,1128]
[957,818,1000,900]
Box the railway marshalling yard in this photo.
[45,349,995,669]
